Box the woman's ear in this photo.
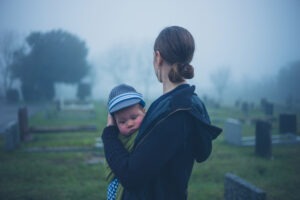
[154,51,163,66]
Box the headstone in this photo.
[3,121,20,151]
[224,173,266,200]
[260,98,274,116]
[224,118,242,145]
[260,98,267,109]
[264,102,274,116]
[18,107,30,141]
[241,102,249,115]
[279,114,297,134]
[235,99,241,108]
[255,120,272,159]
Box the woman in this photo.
[102,26,222,200]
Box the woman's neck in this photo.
[163,81,186,94]
[159,62,187,94]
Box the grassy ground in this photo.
[0,102,299,200]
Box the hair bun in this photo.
[178,63,194,79]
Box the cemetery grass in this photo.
[0,103,299,200]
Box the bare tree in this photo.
[0,31,24,98]
[210,66,231,104]
[99,45,133,85]
[277,61,300,109]
[95,41,159,102]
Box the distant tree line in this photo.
[219,60,300,108]
[277,61,300,107]
[0,29,299,107]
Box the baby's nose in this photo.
[127,120,134,127]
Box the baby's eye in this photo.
[131,115,138,120]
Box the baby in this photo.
[104,84,146,200]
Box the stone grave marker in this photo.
[224,173,266,200]
[18,107,31,141]
[224,118,242,145]
[279,114,297,134]
[264,102,274,116]
[241,102,249,116]
[3,121,20,151]
[255,120,272,159]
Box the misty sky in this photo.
[1,0,300,97]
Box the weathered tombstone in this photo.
[260,98,267,109]
[224,173,266,200]
[241,102,249,116]
[279,114,297,134]
[264,102,274,116]
[235,99,241,108]
[3,121,20,151]
[255,120,272,159]
[224,118,242,145]
[18,107,30,141]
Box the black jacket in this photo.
[102,84,222,200]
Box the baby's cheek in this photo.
[118,125,127,134]
[136,118,143,126]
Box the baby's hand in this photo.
[106,114,115,126]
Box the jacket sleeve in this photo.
[101,111,188,190]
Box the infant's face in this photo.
[114,104,145,136]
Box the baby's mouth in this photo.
[129,128,137,134]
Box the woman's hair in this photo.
[154,26,195,83]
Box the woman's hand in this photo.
[106,114,115,126]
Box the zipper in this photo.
[134,107,191,150]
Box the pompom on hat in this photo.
[108,84,145,114]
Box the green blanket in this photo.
[104,131,137,200]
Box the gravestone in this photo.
[260,98,267,109]
[260,99,274,116]
[224,173,266,200]
[18,107,30,141]
[279,114,297,134]
[255,120,272,159]
[235,99,241,108]
[264,102,274,116]
[241,102,249,116]
[224,118,242,145]
[3,121,20,151]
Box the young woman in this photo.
[102,26,222,200]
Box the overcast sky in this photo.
[1,0,299,97]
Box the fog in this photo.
[0,0,299,105]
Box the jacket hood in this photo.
[170,85,222,162]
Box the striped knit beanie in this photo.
[108,84,145,114]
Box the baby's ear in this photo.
[111,114,117,123]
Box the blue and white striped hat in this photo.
[108,84,145,114]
